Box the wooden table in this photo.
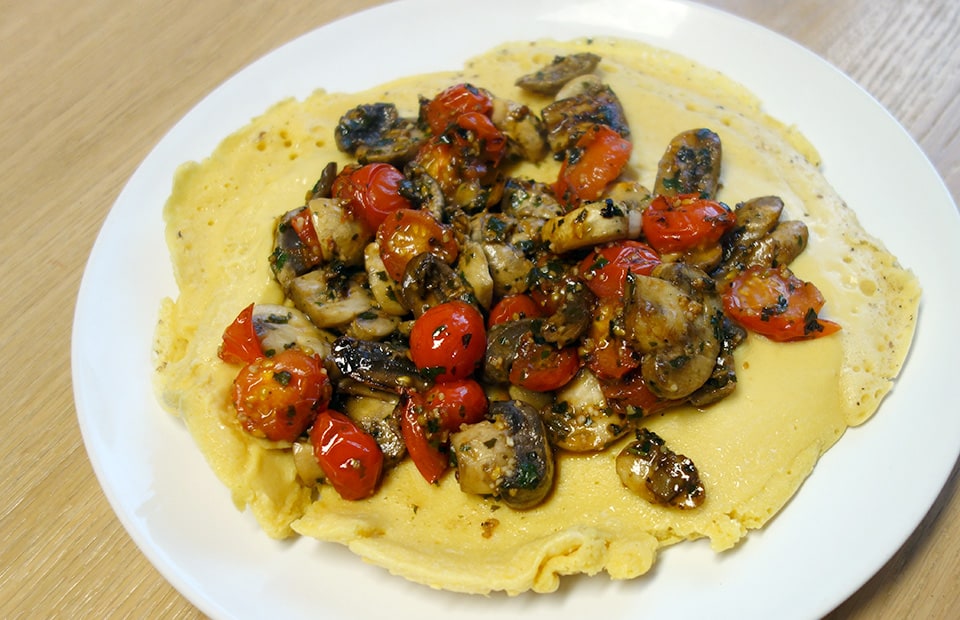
[2,0,957,616]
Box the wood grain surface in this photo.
[1,0,957,617]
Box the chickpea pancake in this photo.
[154,37,919,594]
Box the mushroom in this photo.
[515,52,602,95]
[623,263,723,400]
[654,128,723,200]
[327,335,430,394]
[541,84,630,154]
[542,368,631,451]
[286,266,376,330]
[250,304,335,359]
[490,98,548,162]
[334,102,426,166]
[616,428,705,509]
[540,198,645,254]
[343,393,406,468]
[399,252,479,317]
[305,161,338,202]
[450,400,555,509]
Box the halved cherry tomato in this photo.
[218,303,264,365]
[331,163,412,231]
[409,301,486,382]
[578,240,661,299]
[487,294,543,327]
[398,389,449,484]
[508,330,581,392]
[722,265,842,342]
[287,207,324,270]
[310,409,384,500]
[554,124,632,207]
[424,379,488,433]
[376,208,458,281]
[599,372,672,416]
[422,83,494,135]
[232,349,331,442]
[641,193,735,254]
[584,300,640,381]
[454,111,507,168]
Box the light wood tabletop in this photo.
[2,0,958,617]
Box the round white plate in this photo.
[73,0,960,618]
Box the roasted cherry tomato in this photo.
[422,83,494,135]
[454,111,507,168]
[376,208,458,281]
[554,124,632,207]
[424,379,489,433]
[287,207,324,270]
[310,409,384,500]
[578,240,661,299]
[218,303,264,365]
[508,330,581,392]
[232,349,331,442]
[641,193,736,254]
[487,294,543,327]
[599,372,672,416]
[584,300,640,381]
[398,389,449,484]
[331,162,412,231]
[722,265,842,342]
[409,301,486,382]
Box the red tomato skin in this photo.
[641,193,736,254]
[287,207,324,270]
[331,163,412,231]
[487,294,543,327]
[423,83,494,134]
[584,300,641,381]
[425,379,489,432]
[508,331,581,392]
[232,350,330,442]
[376,208,458,282]
[310,409,384,500]
[554,124,632,207]
[409,301,487,382]
[219,303,265,365]
[578,240,661,299]
[454,111,507,168]
[398,390,449,484]
[722,266,842,342]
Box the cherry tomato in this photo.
[218,303,264,365]
[331,163,412,231]
[554,124,632,207]
[584,300,640,381]
[508,330,581,392]
[722,265,842,342]
[287,206,324,270]
[310,409,384,500]
[641,193,735,254]
[599,372,672,416]
[454,111,506,168]
[232,349,331,442]
[424,379,488,433]
[398,389,449,484]
[578,240,661,299]
[376,208,458,281]
[487,294,543,327]
[422,83,494,135]
[409,301,486,382]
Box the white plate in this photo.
[72,0,960,618]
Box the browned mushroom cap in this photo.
[399,252,478,317]
[654,128,722,200]
[515,52,602,95]
[616,428,705,509]
[541,85,630,154]
[328,335,430,394]
[335,102,426,166]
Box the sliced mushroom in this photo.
[500,177,565,222]
[616,428,705,509]
[305,161,338,202]
[344,393,406,468]
[654,128,722,200]
[345,306,402,341]
[363,241,408,316]
[456,241,494,310]
[541,85,630,154]
[537,275,596,348]
[251,303,335,359]
[623,263,723,400]
[490,98,548,162]
[450,400,554,509]
[287,266,375,330]
[713,196,809,284]
[482,319,534,384]
[398,170,447,224]
[399,252,478,316]
[328,335,429,393]
[515,52,602,95]
[335,102,426,166]
[543,369,630,452]
[540,198,644,254]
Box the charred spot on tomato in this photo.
[273,370,292,386]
